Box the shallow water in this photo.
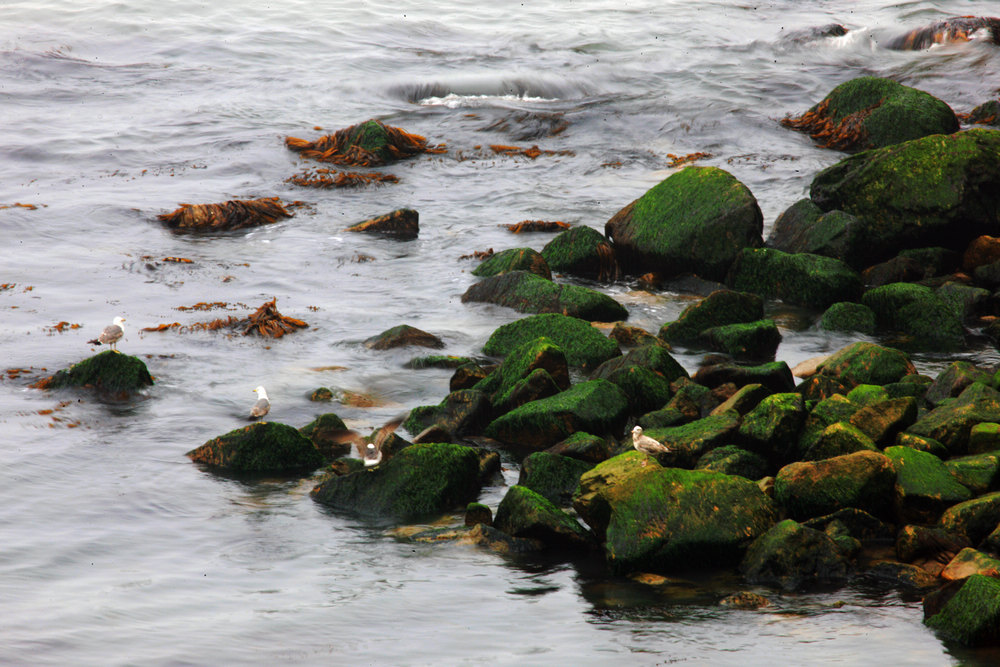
[3,1,1000,664]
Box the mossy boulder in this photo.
[187,422,324,474]
[710,382,771,417]
[924,574,1000,646]
[695,445,769,480]
[945,452,1000,496]
[885,445,972,523]
[462,270,628,322]
[795,394,862,458]
[848,396,918,445]
[518,451,593,506]
[726,247,862,309]
[925,361,995,407]
[860,560,940,594]
[310,442,481,520]
[540,225,619,281]
[692,360,795,394]
[546,432,614,464]
[845,384,889,407]
[474,337,569,405]
[939,491,1000,544]
[494,484,595,550]
[482,313,621,370]
[575,453,776,573]
[484,379,629,449]
[774,450,895,521]
[738,393,808,464]
[299,412,350,460]
[659,290,763,344]
[804,422,877,461]
[364,324,444,350]
[767,199,868,268]
[402,389,491,438]
[941,548,1000,582]
[604,166,763,281]
[472,247,551,279]
[906,382,1000,455]
[43,350,153,397]
[641,410,742,468]
[810,129,1000,266]
[861,282,965,351]
[819,302,876,334]
[589,343,688,414]
[740,519,851,591]
[783,76,959,152]
[700,319,781,360]
[815,341,916,389]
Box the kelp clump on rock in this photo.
[285,119,441,166]
[158,197,292,231]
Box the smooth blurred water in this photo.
[3,1,1000,664]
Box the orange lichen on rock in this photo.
[667,152,713,168]
[285,119,442,166]
[502,220,572,233]
[158,197,292,231]
[286,168,399,188]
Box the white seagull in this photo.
[632,425,670,466]
[249,386,270,420]
[325,416,405,467]
[87,316,125,351]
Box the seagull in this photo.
[249,386,270,420]
[632,425,670,466]
[87,316,125,351]
[325,415,405,467]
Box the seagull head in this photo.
[113,316,126,327]
[253,386,268,399]
[632,425,643,436]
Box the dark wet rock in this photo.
[818,301,876,334]
[897,524,971,564]
[906,382,1000,455]
[187,422,325,474]
[310,442,481,520]
[692,360,796,394]
[888,16,1000,51]
[963,235,1000,274]
[726,248,862,310]
[659,290,763,344]
[795,374,850,402]
[924,361,994,407]
[637,406,689,430]
[484,379,629,450]
[774,450,895,521]
[848,397,919,445]
[740,519,850,591]
[345,208,419,239]
[804,422,877,461]
[406,355,475,370]
[810,129,1000,266]
[541,225,620,281]
[546,432,614,464]
[895,432,950,458]
[407,523,543,555]
[885,446,972,524]
[608,322,662,348]
[476,449,502,486]
[482,313,621,370]
[795,394,861,459]
[465,502,493,527]
[941,547,1000,581]
[663,376,718,421]
[937,282,990,321]
[766,199,867,268]
[719,591,771,609]
[639,410,742,469]
[739,392,807,465]
[472,247,551,279]
[309,387,334,402]
[696,445,769,480]
[590,344,688,415]
[924,574,1000,646]
[709,382,771,417]
[518,451,593,505]
[157,197,292,231]
[969,100,1000,126]
[899,247,961,277]
[450,362,493,392]
[699,319,781,360]
[39,350,153,398]
[864,256,928,287]
[860,560,940,594]
[462,270,628,322]
[494,485,595,550]
[781,76,958,152]
[815,341,916,389]
[983,524,1000,556]
[299,412,350,459]
[365,324,444,350]
[823,519,862,558]
[945,451,1000,495]
[402,389,492,439]
[861,282,965,351]
[491,368,563,415]
[939,491,1000,544]
[475,337,570,407]
[976,262,1000,290]
[885,375,933,401]
[605,166,763,282]
[803,508,895,542]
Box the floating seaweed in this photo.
[780,99,873,151]
[285,119,445,167]
[157,197,293,232]
[162,257,193,263]
[488,144,575,159]
[502,220,571,234]
[0,202,39,210]
[460,248,495,261]
[885,16,1000,50]
[667,152,713,168]
[345,209,419,239]
[286,168,399,188]
[48,322,82,333]
[141,298,307,338]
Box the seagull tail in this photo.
[87,338,102,345]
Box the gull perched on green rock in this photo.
[632,425,670,466]
[87,316,125,351]
[249,386,270,420]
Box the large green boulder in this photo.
[815,341,916,389]
[924,575,1000,646]
[810,128,1000,266]
[482,313,621,370]
[783,76,958,152]
[739,393,808,465]
[766,198,867,268]
[659,290,763,344]
[819,302,876,334]
[795,394,862,459]
[484,379,629,449]
[540,225,619,281]
[861,282,965,351]
[310,442,481,520]
[906,382,1000,455]
[700,319,781,360]
[726,247,862,309]
[640,410,742,468]
[461,270,628,322]
[575,453,776,573]
[695,445,769,480]
[43,350,153,397]
[590,343,688,415]
[474,337,570,405]
[605,166,763,281]
[494,485,595,550]
[740,519,850,591]
[187,422,324,474]
[938,491,1000,544]
[925,361,995,407]
[848,397,918,445]
[518,451,593,506]
[774,450,895,521]
[884,446,972,524]
[945,451,1000,496]
[472,247,551,279]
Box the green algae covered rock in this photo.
[310,442,481,520]
[462,270,628,322]
[472,247,551,279]
[804,422,877,461]
[767,199,867,268]
[482,313,621,370]
[700,319,781,360]
[43,350,153,397]
[885,445,972,523]
[605,166,763,281]
[939,491,1000,544]
[576,455,776,574]
[590,343,688,415]
[774,450,895,521]
[945,451,1000,496]
[810,129,1000,266]
[941,547,1000,582]
[546,432,614,464]
[696,445,769,480]
[475,337,569,405]
[906,382,1000,455]
[925,574,1000,646]
[641,410,742,468]
[925,361,995,407]
[968,423,1000,455]
[726,247,862,309]
[740,519,850,591]
[848,397,918,445]
[819,301,876,334]
[861,282,965,351]
[692,359,796,394]
[845,384,889,407]
[518,451,593,506]
[659,290,763,344]
[494,484,595,549]
[187,422,324,474]
[816,341,916,389]
[299,412,351,460]
[784,76,958,152]
[796,394,862,459]
[365,324,444,350]
[402,389,492,438]
[541,225,619,281]
[406,354,475,370]
[739,393,808,464]
[484,379,629,450]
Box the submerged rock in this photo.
[345,208,419,239]
[461,270,628,321]
[365,324,444,350]
[740,519,850,591]
[285,118,436,166]
[187,422,324,474]
[157,197,292,232]
[471,247,551,279]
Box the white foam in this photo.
[418,92,559,108]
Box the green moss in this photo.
[406,355,474,369]
[925,575,1000,646]
[494,484,594,548]
[299,412,348,437]
[187,422,324,474]
[472,247,551,279]
[695,445,769,479]
[726,247,862,309]
[817,341,915,388]
[46,350,153,396]
[400,389,491,437]
[540,226,618,280]
[642,410,742,467]
[700,319,781,359]
[462,271,628,321]
[819,302,876,334]
[774,450,895,521]
[518,452,594,505]
[885,445,972,522]
[907,382,1000,455]
[862,282,964,350]
[804,421,877,461]
[939,491,1000,544]
[739,393,807,463]
[740,519,849,591]
[659,290,763,343]
[796,395,861,458]
[846,384,889,406]
[969,423,1000,455]
[474,336,568,407]
[483,313,621,370]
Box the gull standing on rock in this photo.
[87,316,126,351]
[249,386,270,420]
[632,425,670,466]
